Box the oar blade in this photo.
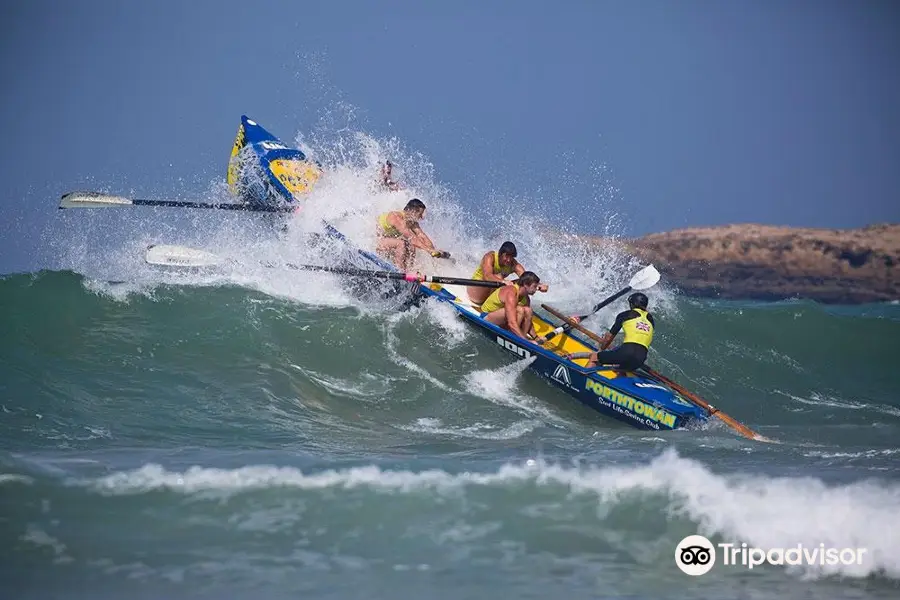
[144,244,224,268]
[59,190,295,212]
[60,191,134,209]
[628,264,660,291]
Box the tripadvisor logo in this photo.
[675,535,716,576]
[674,535,869,575]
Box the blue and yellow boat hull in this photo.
[230,115,710,432]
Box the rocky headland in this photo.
[590,223,899,304]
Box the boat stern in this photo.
[582,370,709,431]
[227,115,322,207]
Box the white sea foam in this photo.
[21,526,73,564]
[84,448,900,580]
[461,357,568,425]
[803,448,900,459]
[397,417,540,440]
[381,309,456,392]
[0,474,34,485]
[49,111,684,333]
[422,298,470,347]
[775,389,900,418]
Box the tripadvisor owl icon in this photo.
[675,535,716,576]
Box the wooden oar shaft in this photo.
[541,304,607,345]
[542,304,767,442]
[640,366,766,441]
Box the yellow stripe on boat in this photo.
[430,282,596,364]
[269,158,321,196]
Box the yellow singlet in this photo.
[479,283,527,314]
[377,212,402,238]
[471,251,516,281]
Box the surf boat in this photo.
[59,115,758,437]
[218,116,710,432]
[423,284,708,431]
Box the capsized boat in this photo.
[219,115,712,432]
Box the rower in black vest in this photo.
[565,292,654,370]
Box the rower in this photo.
[564,292,654,370]
[466,241,548,306]
[479,271,547,344]
[375,198,450,271]
[378,160,402,191]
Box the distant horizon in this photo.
[580,220,900,239]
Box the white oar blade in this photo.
[144,244,224,268]
[60,191,134,209]
[628,264,660,290]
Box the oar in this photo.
[59,191,296,213]
[277,262,504,288]
[541,303,769,442]
[541,303,608,345]
[144,244,504,288]
[638,366,771,442]
[543,264,660,341]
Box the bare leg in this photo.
[376,237,411,270]
[484,308,509,328]
[466,285,492,306]
[518,306,533,335]
[401,242,416,271]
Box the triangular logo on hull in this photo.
[551,364,571,386]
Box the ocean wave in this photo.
[80,448,900,580]
[776,390,900,418]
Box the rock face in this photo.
[611,223,899,304]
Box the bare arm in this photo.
[504,289,525,338]
[515,262,548,292]
[388,214,436,251]
[482,253,511,283]
[411,225,438,252]
[387,213,416,239]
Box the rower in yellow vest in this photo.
[479,271,547,343]
[564,292,655,370]
[375,198,450,271]
[466,241,549,305]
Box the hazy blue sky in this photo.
[2,0,898,273]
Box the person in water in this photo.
[375,198,450,271]
[564,292,654,371]
[378,160,402,191]
[466,241,549,306]
[479,271,547,344]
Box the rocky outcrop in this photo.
[603,223,899,304]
